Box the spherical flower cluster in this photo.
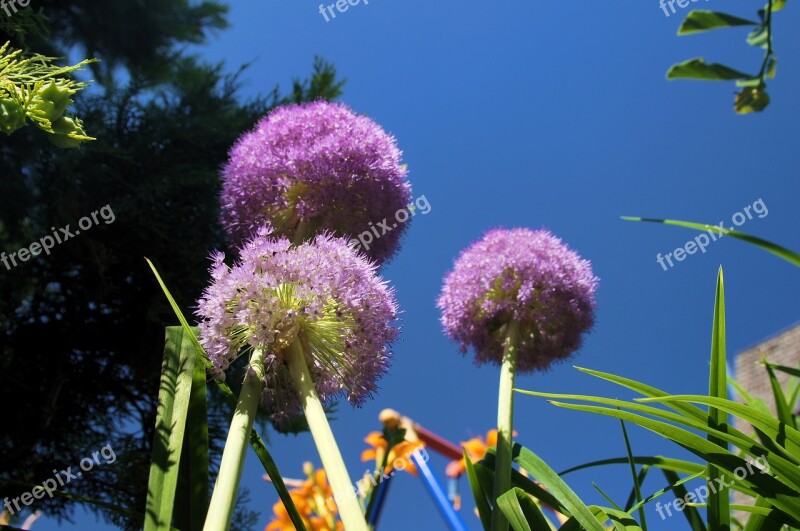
[220,101,412,264]
[437,228,598,372]
[196,227,399,421]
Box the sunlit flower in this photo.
[220,101,412,264]
[446,429,515,478]
[266,464,344,531]
[437,228,598,372]
[196,228,398,423]
[361,431,426,476]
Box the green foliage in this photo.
[667,0,785,114]
[0,41,96,145]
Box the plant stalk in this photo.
[491,320,520,531]
[204,348,264,531]
[286,338,369,531]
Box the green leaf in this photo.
[627,471,705,516]
[620,217,800,267]
[763,358,795,429]
[667,58,752,80]
[497,488,553,531]
[747,25,769,48]
[678,10,758,35]
[619,418,647,529]
[145,326,198,531]
[743,496,792,531]
[596,506,645,531]
[545,401,800,523]
[464,451,493,531]
[511,444,606,531]
[145,259,308,531]
[662,469,706,531]
[560,456,704,478]
[637,395,800,458]
[174,335,210,531]
[707,268,730,531]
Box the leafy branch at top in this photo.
[0,40,98,147]
[666,0,785,114]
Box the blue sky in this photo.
[37,0,800,529]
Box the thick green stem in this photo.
[286,338,369,531]
[204,348,264,531]
[491,321,520,531]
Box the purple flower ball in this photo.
[437,228,598,372]
[196,227,399,422]
[220,101,412,264]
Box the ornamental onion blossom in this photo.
[196,227,398,422]
[437,227,598,372]
[220,101,412,264]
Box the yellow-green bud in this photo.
[0,97,26,136]
[31,81,77,123]
[47,116,86,149]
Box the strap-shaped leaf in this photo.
[497,487,552,531]
[464,452,492,530]
[707,268,730,531]
[144,326,197,531]
[620,217,800,267]
[678,10,758,35]
[511,444,605,531]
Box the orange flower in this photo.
[446,429,516,478]
[361,431,426,476]
[266,465,342,531]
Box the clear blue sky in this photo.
[39,0,800,529]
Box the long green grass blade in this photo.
[546,401,800,523]
[145,258,307,531]
[511,444,605,531]
[174,336,210,531]
[464,452,492,530]
[743,496,791,531]
[560,456,704,477]
[497,487,553,531]
[707,268,730,531]
[572,367,707,421]
[625,470,704,515]
[621,217,800,267]
[619,418,647,529]
[145,326,197,531]
[637,395,800,458]
[661,469,706,531]
[763,358,795,428]
[596,506,644,531]
[624,467,649,511]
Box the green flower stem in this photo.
[286,338,369,531]
[204,348,264,531]
[491,320,520,531]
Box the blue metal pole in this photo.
[410,451,469,531]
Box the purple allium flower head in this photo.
[437,228,598,372]
[220,101,412,264]
[196,227,399,422]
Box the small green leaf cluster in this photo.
[666,0,786,114]
[0,41,97,147]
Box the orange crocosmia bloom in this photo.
[266,492,312,531]
[446,429,515,478]
[361,431,425,476]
